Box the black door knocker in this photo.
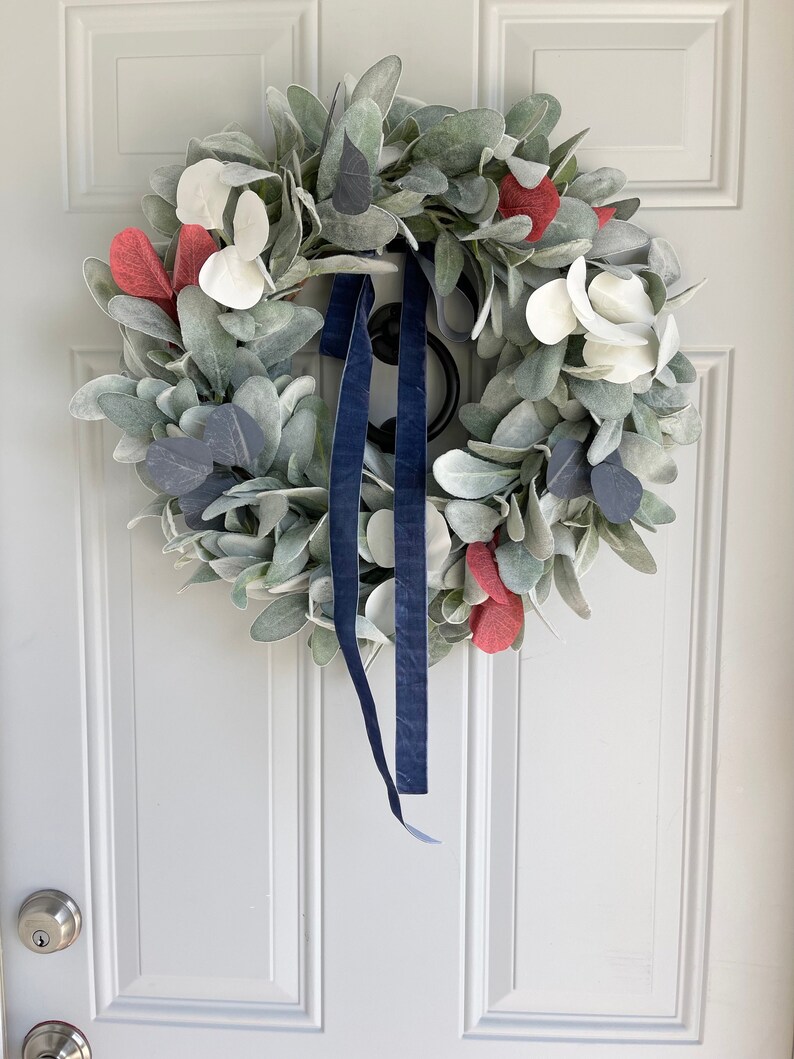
[366,301,461,454]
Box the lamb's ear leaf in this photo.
[70,374,138,420]
[176,285,236,394]
[412,109,505,177]
[315,202,398,252]
[350,54,403,119]
[83,258,124,315]
[96,392,169,437]
[108,295,184,349]
[250,593,311,643]
[286,84,330,146]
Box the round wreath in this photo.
[70,55,703,830]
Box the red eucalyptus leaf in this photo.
[173,224,218,292]
[109,227,174,301]
[466,541,511,604]
[470,593,524,654]
[497,173,560,243]
[593,206,616,229]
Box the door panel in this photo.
[1,0,792,1057]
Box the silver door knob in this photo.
[22,1022,91,1059]
[18,891,82,954]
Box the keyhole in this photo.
[32,929,49,948]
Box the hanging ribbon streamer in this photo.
[394,251,430,794]
[321,271,437,843]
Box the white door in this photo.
[1,0,792,1056]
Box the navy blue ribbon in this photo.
[394,251,430,794]
[323,271,436,843]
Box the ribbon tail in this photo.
[327,272,438,843]
[394,251,430,794]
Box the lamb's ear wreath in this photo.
[71,55,704,837]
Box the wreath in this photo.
[70,55,704,837]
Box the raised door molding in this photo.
[62,0,319,211]
[462,349,731,1041]
[478,1,744,206]
[72,349,322,1029]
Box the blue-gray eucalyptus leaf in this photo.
[146,436,214,495]
[203,404,265,468]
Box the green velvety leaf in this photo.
[246,306,324,367]
[631,397,663,444]
[311,624,340,666]
[399,162,449,194]
[530,239,594,269]
[554,555,591,617]
[264,89,304,161]
[665,278,707,310]
[648,237,681,286]
[460,215,533,244]
[201,130,269,166]
[566,167,626,205]
[176,286,236,395]
[250,593,310,642]
[587,417,623,464]
[315,201,398,251]
[286,84,329,146]
[141,193,179,236]
[272,407,316,478]
[534,197,598,249]
[433,449,519,499]
[412,109,505,177]
[514,340,567,401]
[618,432,678,484]
[523,478,554,560]
[566,375,634,420]
[491,400,547,448]
[351,54,402,118]
[589,219,649,257]
[597,516,657,573]
[634,490,676,530]
[179,564,222,592]
[459,402,501,441]
[149,163,183,205]
[659,404,702,445]
[506,156,549,189]
[607,197,640,221]
[218,310,256,343]
[548,128,589,178]
[109,295,184,349]
[444,499,502,543]
[83,258,123,315]
[96,392,168,437]
[70,374,139,420]
[232,376,281,475]
[667,351,698,384]
[495,538,544,594]
[505,93,560,140]
[434,229,465,297]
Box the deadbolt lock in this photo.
[18,890,82,954]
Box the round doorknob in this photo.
[18,891,82,954]
[22,1022,91,1059]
